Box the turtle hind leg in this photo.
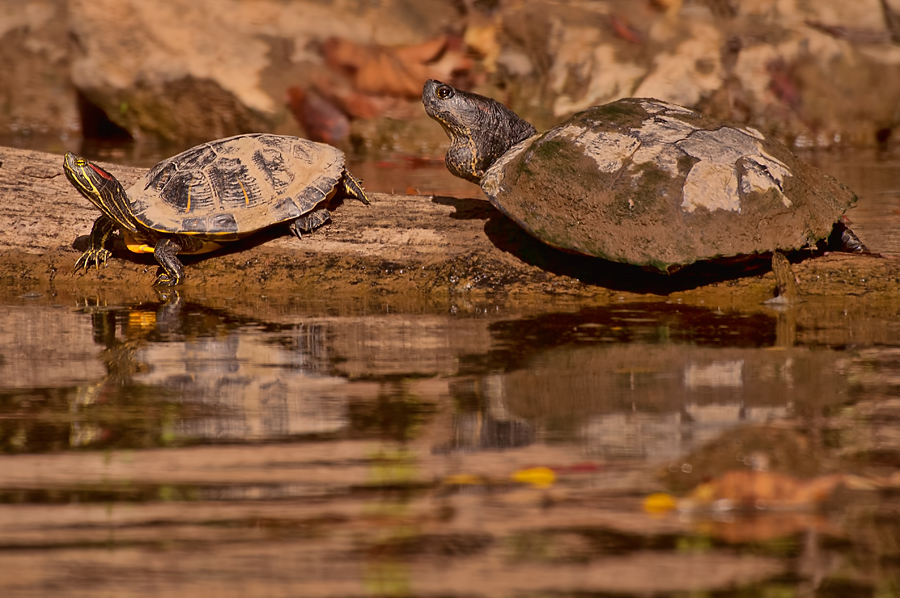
[342,169,371,205]
[828,221,868,253]
[289,208,332,239]
[153,237,185,286]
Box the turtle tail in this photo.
[342,170,371,205]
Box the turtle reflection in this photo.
[101,293,346,443]
[1,293,352,453]
[453,303,852,460]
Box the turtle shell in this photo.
[127,134,346,237]
[481,99,857,272]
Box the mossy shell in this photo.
[128,134,346,238]
[481,98,857,272]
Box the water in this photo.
[1,141,899,596]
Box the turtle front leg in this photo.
[289,208,332,239]
[152,237,185,286]
[75,215,117,271]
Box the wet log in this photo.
[0,145,570,304]
[0,145,898,308]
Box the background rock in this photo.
[1,0,899,150]
[0,0,78,137]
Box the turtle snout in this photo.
[422,80,439,111]
[423,79,443,97]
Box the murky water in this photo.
[1,140,900,596]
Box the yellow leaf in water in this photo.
[643,493,678,513]
[511,467,556,488]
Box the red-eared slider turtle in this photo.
[422,80,866,273]
[64,133,370,286]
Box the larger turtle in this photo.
[422,80,865,273]
[64,133,369,286]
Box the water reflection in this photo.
[1,292,900,596]
[0,294,888,456]
[447,304,857,460]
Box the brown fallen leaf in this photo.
[322,35,472,100]
[610,14,643,44]
[686,470,847,510]
[333,89,404,121]
[390,34,448,66]
[303,72,402,121]
[767,58,801,111]
[285,87,350,144]
[321,37,368,74]
[353,50,423,98]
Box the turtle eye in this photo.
[436,85,454,100]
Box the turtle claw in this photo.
[153,273,180,287]
[75,248,112,272]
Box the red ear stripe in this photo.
[89,163,113,180]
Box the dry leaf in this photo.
[285,87,350,144]
[687,470,846,509]
[354,50,423,98]
[391,35,448,65]
[322,35,472,100]
[610,14,643,44]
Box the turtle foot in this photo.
[153,273,181,287]
[289,209,332,239]
[74,248,112,271]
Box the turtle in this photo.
[63,133,370,286]
[422,79,866,274]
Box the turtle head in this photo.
[422,79,536,183]
[63,153,136,230]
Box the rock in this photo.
[0,0,79,137]
[2,0,900,147]
[68,0,461,142]
[1,0,460,144]
[494,0,900,146]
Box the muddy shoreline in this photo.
[2,145,899,315]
